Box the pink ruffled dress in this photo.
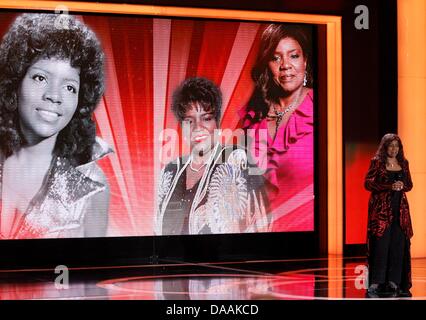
[238,89,314,232]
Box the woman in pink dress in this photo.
[239,24,314,232]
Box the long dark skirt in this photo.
[368,215,412,291]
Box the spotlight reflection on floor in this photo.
[0,257,425,300]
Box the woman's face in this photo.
[387,140,400,158]
[268,37,306,94]
[182,103,218,155]
[18,58,80,143]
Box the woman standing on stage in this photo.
[365,133,413,297]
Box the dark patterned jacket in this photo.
[364,158,413,239]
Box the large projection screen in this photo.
[0,2,342,255]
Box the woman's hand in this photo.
[392,181,404,191]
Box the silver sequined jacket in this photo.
[155,144,270,235]
[0,137,112,239]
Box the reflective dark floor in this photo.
[0,256,425,300]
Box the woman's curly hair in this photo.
[0,13,104,166]
[171,77,222,125]
[374,133,407,165]
[248,23,313,120]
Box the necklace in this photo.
[388,162,396,168]
[387,159,398,168]
[273,104,296,128]
[269,89,304,128]
[188,144,217,173]
[189,160,207,172]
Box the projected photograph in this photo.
[0,12,315,239]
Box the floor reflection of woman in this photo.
[155,77,270,235]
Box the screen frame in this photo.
[0,0,342,267]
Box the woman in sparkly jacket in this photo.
[364,133,413,297]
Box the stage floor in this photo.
[0,257,425,300]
